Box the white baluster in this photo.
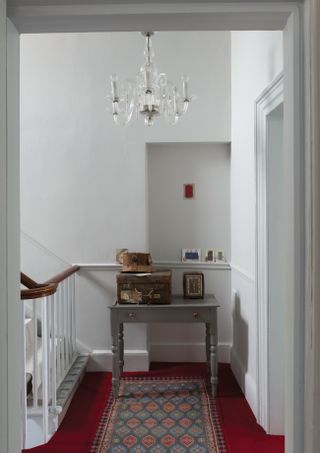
[63,280,67,373]
[46,296,51,405]
[68,276,72,363]
[32,300,38,409]
[61,281,66,377]
[22,303,27,449]
[56,286,61,385]
[71,274,76,357]
[65,278,70,367]
[51,293,57,408]
[41,297,49,443]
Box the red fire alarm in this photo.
[184,184,195,199]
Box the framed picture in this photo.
[182,248,201,262]
[216,250,225,261]
[205,249,215,262]
[183,272,204,299]
[184,183,195,199]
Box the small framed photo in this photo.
[182,248,201,262]
[216,250,225,261]
[205,249,215,262]
[183,272,204,299]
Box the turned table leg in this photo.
[111,309,120,397]
[210,311,218,396]
[119,323,124,374]
[206,323,210,371]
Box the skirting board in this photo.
[86,343,231,371]
[231,347,257,417]
[150,342,231,363]
[87,349,149,372]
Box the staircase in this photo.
[21,267,88,449]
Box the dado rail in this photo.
[21,266,88,449]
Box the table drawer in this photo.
[117,308,213,323]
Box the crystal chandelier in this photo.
[108,32,194,127]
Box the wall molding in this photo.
[304,1,320,451]
[255,73,284,433]
[85,343,231,372]
[75,261,231,271]
[230,263,255,283]
[230,347,257,417]
[152,261,230,270]
[86,349,150,372]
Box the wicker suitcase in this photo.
[117,270,171,304]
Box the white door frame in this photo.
[1,2,308,452]
[256,73,284,433]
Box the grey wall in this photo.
[147,142,230,262]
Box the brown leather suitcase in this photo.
[117,270,172,304]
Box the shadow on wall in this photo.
[232,291,248,380]
[78,269,117,298]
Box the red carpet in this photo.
[23,363,284,453]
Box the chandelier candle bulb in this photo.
[182,76,189,100]
[110,75,119,99]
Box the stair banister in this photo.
[20,265,80,449]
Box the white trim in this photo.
[230,263,255,283]
[283,11,305,453]
[1,17,22,453]
[154,261,231,270]
[231,347,257,416]
[0,4,8,451]
[304,1,320,452]
[150,342,231,363]
[255,73,284,432]
[75,261,231,271]
[86,349,149,372]
[8,2,295,34]
[85,343,231,372]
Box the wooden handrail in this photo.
[21,283,58,300]
[21,265,79,300]
[44,265,80,285]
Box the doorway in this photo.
[256,74,285,435]
[2,4,304,453]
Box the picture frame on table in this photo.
[183,272,204,299]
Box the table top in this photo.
[111,294,219,310]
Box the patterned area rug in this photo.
[91,377,228,452]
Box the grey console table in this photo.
[109,295,219,397]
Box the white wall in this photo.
[20,31,231,367]
[231,31,283,416]
[147,142,230,262]
[20,31,231,265]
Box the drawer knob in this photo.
[193,312,199,319]
[128,312,136,319]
